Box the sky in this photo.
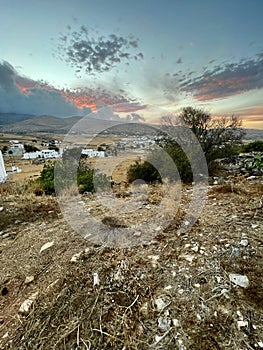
[0,0,263,128]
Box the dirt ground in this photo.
[0,176,262,349]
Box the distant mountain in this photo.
[1,113,263,140]
[0,114,124,134]
[243,129,263,141]
[0,113,35,125]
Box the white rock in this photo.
[0,207,4,212]
[164,285,172,290]
[154,297,169,311]
[24,276,34,284]
[40,241,54,253]
[158,316,171,332]
[133,231,141,237]
[237,320,248,330]
[181,254,195,263]
[70,252,82,263]
[155,335,163,343]
[93,272,100,287]
[172,318,180,327]
[240,239,248,247]
[258,341,263,348]
[19,292,38,314]
[229,273,249,288]
[237,310,243,320]
[147,255,159,268]
[251,224,258,229]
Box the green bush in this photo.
[128,160,162,184]
[38,160,109,195]
[127,143,193,184]
[242,140,263,153]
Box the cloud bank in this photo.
[0,61,146,118]
[179,52,263,101]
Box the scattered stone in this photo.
[147,255,159,268]
[237,320,248,330]
[19,292,38,314]
[70,248,90,263]
[93,272,100,287]
[164,285,172,291]
[24,276,34,284]
[133,231,141,237]
[154,297,169,312]
[181,254,195,263]
[155,335,163,343]
[39,241,54,253]
[157,316,171,332]
[229,273,249,288]
[191,245,199,252]
[240,239,249,247]
[172,318,180,328]
[251,224,258,229]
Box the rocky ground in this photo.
[0,177,262,349]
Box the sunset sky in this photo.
[0,0,263,127]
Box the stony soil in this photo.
[0,177,262,349]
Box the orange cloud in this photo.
[15,77,146,114]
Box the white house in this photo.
[22,150,60,160]
[8,142,24,156]
[0,151,7,183]
[81,149,105,158]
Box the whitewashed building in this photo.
[81,149,105,158]
[0,151,7,183]
[23,150,60,159]
[8,142,24,156]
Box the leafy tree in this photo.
[161,107,244,164]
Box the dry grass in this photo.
[0,178,262,349]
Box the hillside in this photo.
[0,115,126,134]
[1,113,263,139]
[0,178,262,349]
[0,113,35,126]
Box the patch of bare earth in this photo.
[0,178,262,349]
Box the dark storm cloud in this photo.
[0,61,81,116]
[56,26,144,75]
[0,61,146,117]
[179,52,263,101]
